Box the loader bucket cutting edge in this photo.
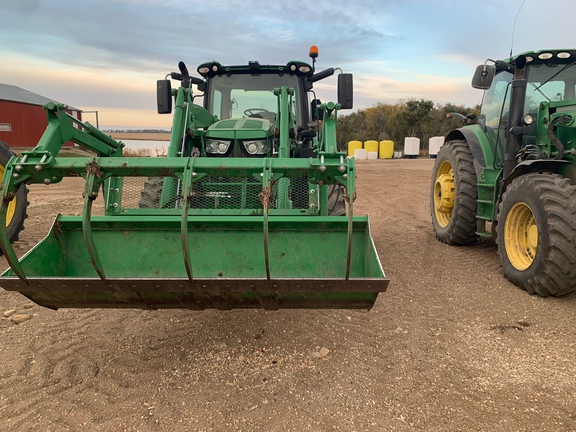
[0,214,388,310]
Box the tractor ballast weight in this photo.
[0,48,388,310]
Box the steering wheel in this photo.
[244,108,275,121]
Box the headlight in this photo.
[205,139,231,155]
[242,140,268,155]
[523,114,534,125]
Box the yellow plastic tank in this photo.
[379,140,394,159]
[347,140,362,157]
[364,140,378,154]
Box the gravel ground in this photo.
[1,158,575,431]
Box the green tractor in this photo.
[431,49,576,297]
[0,46,388,310]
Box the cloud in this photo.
[353,73,482,108]
[2,0,575,128]
[0,55,158,105]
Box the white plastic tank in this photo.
[367,151,378,160]
[353,148,368,160]
[404,137,420,158]
[428,136,444,158]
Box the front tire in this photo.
[0,141,28,245]
[496,173,576,297]
[139,177,181,209]
[430,140,478,245]
[328,184,346,216]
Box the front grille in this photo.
[120,176,313,211]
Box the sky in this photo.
[1,0,575,129]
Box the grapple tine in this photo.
[82,170,107,283]
[346,194,353,281]
[181,161,195,282]
[260,158,272,283]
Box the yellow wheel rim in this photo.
[504,202,538,271]
[433,160,455,227]
[0,165,16,227]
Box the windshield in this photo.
[207,73,303,126]
[525,60,576,111]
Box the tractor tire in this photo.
[495,173,576,297]
[138,177,182,209]
[430,139,478,245]
[139,177,163,208]
[328,184,346,216]
[0,141,28,247]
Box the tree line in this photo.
[336,99,480,154]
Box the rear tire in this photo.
[0,141,28,246]
[430,140,478,245]
[496,173,576,297]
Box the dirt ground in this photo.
[1,158,575,431]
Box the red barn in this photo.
[0,83,82,148]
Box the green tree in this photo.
[336,99,480,153]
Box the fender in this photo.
[444,125,490,180]
[503,159,573,190]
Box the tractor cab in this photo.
[472,49,576,170]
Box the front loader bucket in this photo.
[0,215,388,310]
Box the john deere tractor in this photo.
[0,46,388,310]
[431,49,576,297]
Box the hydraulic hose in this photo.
[547,115,572,160]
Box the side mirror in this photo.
[157,80,172,114]
[338,73,353,109]
[471,65,495,90]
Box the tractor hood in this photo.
[202,117,275,157]
[205,117,274,140]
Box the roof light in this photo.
[299,65,311,73]
[538,52,553,60]
[309,45,319,59]
[525,56,534,63]
[558,52,571,59]
[198,66,210,74]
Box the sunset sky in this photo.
[1,0,574,129]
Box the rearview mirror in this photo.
[157,80,172,114]
[471,65,495,90]
[338,73,353,109]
